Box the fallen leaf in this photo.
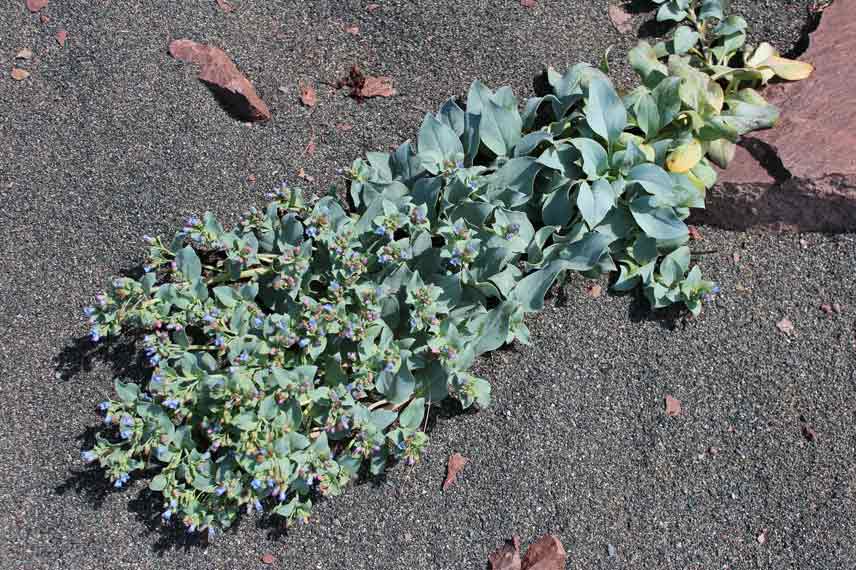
[665,395,681,417]
[247,174,256,183]
[15,48,33,60]
[707,446,720,456]
[168,39,271,121]
[732,252,741,264]
[833,303,842,314]
[11,67,30,81]
[297,168,315,183]
[757,529,768,545]
[26,0,48,12]
[216,0,235,12]
[366,3,380,12]
[488,536,521,570]
[802,424,817,442]
[520,534,566,570]
[336,122,353,131]
[299,82,317,107]
[687,225,702,241]
[344,24,360,35]
[442,452,467,491]
[260,553,275,565]
[520,0,536,7]
[55,30,67,47]
[39,13,49,23]
[820,303,833,315]
[776,317,795,336]
[303,138,317,157]
[584,283,602,298]
[337,65,395,101]
[608,3,634,34]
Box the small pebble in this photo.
[607,543,617,558]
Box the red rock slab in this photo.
[169,39,271,122]
[693,0,856,232]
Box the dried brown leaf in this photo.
[757,529,768,545]
[336,122,353,131]
[520,534,567,570]
[11,67,30,81]
[732,252,741,264]
[776,317,795,336]
[360,75,395,98]
[297,168,315,183]
[687,225,702,241]
[442,453,467,491]
[608,3,634,34]
[304,139,317,157]
[260,553,275,565]
[39,13,49,23]
[820,303,833,315]
[26,0,48,13]
[665,395,681,417]
[802,424,817,442]
[15,48,33,60]
[216,0,235,12]
[344,24,360,35]
[520,0,536,7]
[488,536,522,570]
[55,30,67,47]
[299,82,317,107]
[584,283,602,298]
[366,3,380,12]
[247,174,256,184]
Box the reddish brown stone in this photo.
[488,536,522,570]
[168,39,271,122]
[520,534,566,570]
[694,1,856,232]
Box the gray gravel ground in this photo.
[4,1,852,569]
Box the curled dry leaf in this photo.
[757,529,768,545]
[732,252,741,264]
[297,168,315,183]
[168,39,271,121]
[26,0,48,12]
[55,30,67,47]
[687,225,702,241]
[304,139,317,157]
[776,317,795,336]
[802,424,817,442]
[344,24,360,35]
[216,0,235,12]
[337,65,395,101]
[442,452,467,491]
[520,0,536,7]
[488,536,521,570]
[366,3,380,12]
[336,122,353,131]
[520,534,567,570]
[608,3,634,34]
[11,67,31,81]
[260,553,275,565]
[665,395,681,417]
[299,82,317,107]
[820,303,833,315]
[15,48,33,60]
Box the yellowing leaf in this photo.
[705,80,724,113]
[639,143,656,162]
[666,139,702,173]
[764,55,813,81]
[746,42,777,67]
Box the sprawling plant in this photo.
[80,0,809,536]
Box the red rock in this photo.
[26,0,48,12]
[488,536,522,570]
[169,39,271,122]
[693,0,856,232]
[520,534,566,570]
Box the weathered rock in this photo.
[694,1,856,232]
[169,39,271,122]
[520,534,566,570]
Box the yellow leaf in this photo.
[747,42,777,67]
[639,143,656,162]
[666,139,702,173]
[764,55,814,81]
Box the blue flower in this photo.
[207,527,216,540]
[81,450,97,463]
[142,234,154,244]
[120,429,133,440]
[384,362,396,372]
[251,479,263,490]
[120,415,134,426]
[305,226,318,238]
[322,304,333,312]
[143,265,153,273]
[329,280,340,291]
[374,226,387,236]
[89,328,101,343]
[162,510,172,521]
[238,352,249,362]
[455,160,464,168]
[97,401,110,411]
[449,257,461,267]
[214,336,225,347]
[150,374,163,387]
[202,313,215,324]
[114,473,130,488]
[299,338,310,348]
[307,318,317,329]
[103,415,113,425]
[253,317,263,328]
[186,523,196,534]
[467,180,477,190]
[163,399,180,410]
[712,286,721,294]
[148,354,161,365]
[215,485,227,496]
[253,499,263,512]
[83,306,95,317]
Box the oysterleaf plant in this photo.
[80,0,809,536]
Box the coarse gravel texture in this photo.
[3,1,851,570]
